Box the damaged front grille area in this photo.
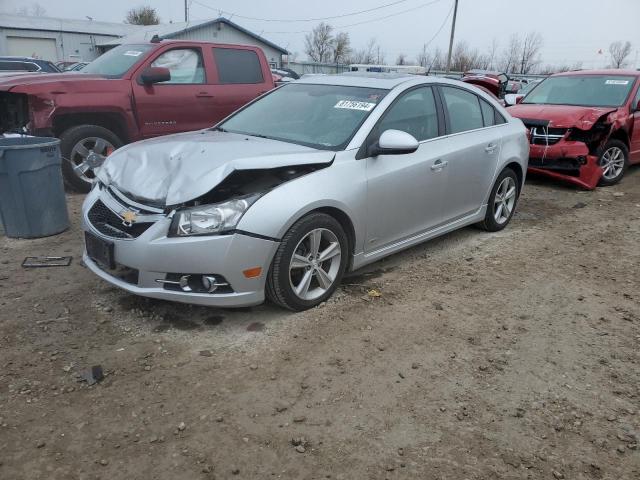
[529,157,583,176]
[528,126,568,146]
[0,92,29,134]
[88,200,154,239]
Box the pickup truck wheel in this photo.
[60,125,123,193]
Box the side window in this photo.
[213,48,264,84]
[150,48,205,84]
[494,110,507,125]
[479,98,496,127]
[376,86,439,142]
[634,84,640,110]
[441,86,484,134]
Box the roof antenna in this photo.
[150,34,161,43]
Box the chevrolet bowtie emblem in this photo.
[121,210,137,226]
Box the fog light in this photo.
[243,267,262,278]
[201,275,219,293]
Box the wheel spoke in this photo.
[74,144,90,158]
[503,200,512,216]
[495,203,504,220]
[295,270,313,297]
[308,229,322,256]
[315,267,332,290]
[318,242,340,262]
[93,138,107,153]
[73,161,90,174]
[291,254,311,269]
[504,186,516,200]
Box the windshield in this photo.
[81,44,154,78]
[522,75,636,107]
[218,83,388,150]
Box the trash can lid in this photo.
[0,136,60,150]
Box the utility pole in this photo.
[445,0,459,73]
[184,0,188,22]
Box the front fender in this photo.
[238,150,366,252]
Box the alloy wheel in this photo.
[493,176,517,225]
[599,146,624,180]
[289,228,342,301]
[69,137,114,184]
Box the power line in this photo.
[191,0,415,22]
[256,0,443,35]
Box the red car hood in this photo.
[508,103,617,130]
[0,72,107,91]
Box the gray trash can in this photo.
[0,136,70,238]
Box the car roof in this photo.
[553,69,640,77]
[295,72,437,89]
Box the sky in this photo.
[1,0,639,69]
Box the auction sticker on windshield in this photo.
[334,100,376,111]
[124,51,143,57]
[605,79,629,85]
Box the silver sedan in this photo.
[82,73,529,310]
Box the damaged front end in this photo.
[521,110,622,189]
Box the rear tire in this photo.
[597,139,628,187]
[478,167,520,232]
[266,213,349,311]
[60,125,123,193]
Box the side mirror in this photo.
[516,95,525,104]
[369,129,419,156]
[140,66,170,85]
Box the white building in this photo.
[0,15,288,67]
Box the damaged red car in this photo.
[508,70,640,188]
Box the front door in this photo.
[364,86,447,252]
[132,47,214,138]
[629,82,640,161]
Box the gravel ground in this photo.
[1,171,639,480]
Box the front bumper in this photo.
[81,187,279,307]
[527,141,603,190]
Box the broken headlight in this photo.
[169,194,261,237]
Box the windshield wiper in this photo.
[212,126,227,132]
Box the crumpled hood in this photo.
[0,72,107,92]
[97,130,335,206]
[508,104,617,130]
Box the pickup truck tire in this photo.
[60,125,123,193]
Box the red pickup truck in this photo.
[0,40,275,191]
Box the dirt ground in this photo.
[1,171,639,480]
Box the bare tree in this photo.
[416,43,433,68]
[332,32,351,64]
[349,38,382,65]
[486,38,499,70]
[396,53,408,65]
[498,34,522,74]
[304,22,334,63]
[125,6,160,25]
[15,2,46,16]
[450,41,482,72]
[608,41,632,68]
[431,47,445,70]
[519,32,543,74]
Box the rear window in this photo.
[0,61,37,71]
[213,48,264,84]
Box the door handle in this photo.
[196,92,214,98]
[430,160,448,171]
[485,143,497,153]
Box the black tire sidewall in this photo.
[60,125,123,193]
[267,213,349,311]
[597,139,628,187]
[482,168,519,232]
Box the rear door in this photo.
[209,46,273,121]
[132,46,213,137]
[437,85,505,222]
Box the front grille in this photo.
[110,263,140,285]
[527,126,567,146]
[88,200,153,239]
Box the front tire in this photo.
[266,213,349,311]
[60,125,123,193]
[478,168,519,232]
[597,139,628,187]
